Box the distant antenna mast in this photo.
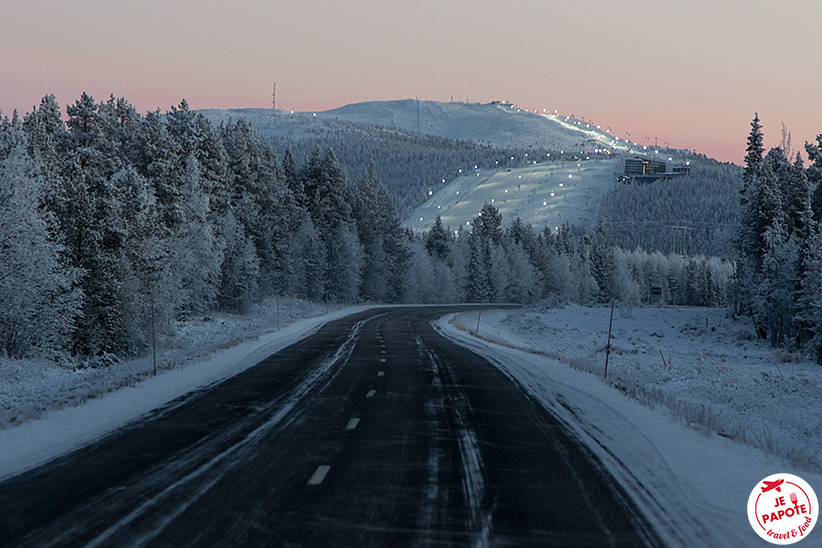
[272,82,276,110]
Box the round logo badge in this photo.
[748,473,818,544]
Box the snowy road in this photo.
[0,307,662,547]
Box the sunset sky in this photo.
[2,0,820,164]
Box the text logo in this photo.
[748,473,817,544]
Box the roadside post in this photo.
[604,299,614,379]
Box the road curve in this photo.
[0,306,663,547]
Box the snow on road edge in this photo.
[435,313,822,548]
[0,305,378,482]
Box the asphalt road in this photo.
[0,306,663,547]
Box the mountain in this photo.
[323,99,634,153]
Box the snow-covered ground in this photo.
[0,299,373,480]
[438,306,822,547]
[404,159,618,232]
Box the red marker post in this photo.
[604,299,614,379]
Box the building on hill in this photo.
[619,156,691,184]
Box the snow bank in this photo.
[453,305,822,471]
[0,299,373,480]
[438,306,822,547]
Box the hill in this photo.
[324,99,635,154]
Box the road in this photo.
[0,306,663,547]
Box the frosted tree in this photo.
[288,214,327,301]
[464,203,503,302]
[325,225,363,302]
[464,234,492,303]
[588,220,616,302]
[136,109,184,229]
[281,145,303,208]
[753,220,799,347]
[795,230,822,363]
[425,216,450,261]
[351,161,406,301]
[501,243,539,303]
[218,211,260,313]
[0,145,80,357]
[400,241,438,303]
[221,119,298,296]
[743,113,764,185]
[164,157,222,317]
[806,135,822,221]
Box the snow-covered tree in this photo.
[425,216,450,261]
[0,146,80,357]
[218,211,260,313]
[588,220,616,302]
[753,220,800,347]
[743,113,764,185]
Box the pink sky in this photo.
[2,0,820,164]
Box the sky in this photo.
[2,0,820,164]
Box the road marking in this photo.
[381,349,386,354]
[307,465,331,486]
[379,358,387,363]
[345,418,360,430]
[378,370,384,376]
[366,389,376,398]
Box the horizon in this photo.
[2,1,820,165]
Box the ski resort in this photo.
[2,1,821,546]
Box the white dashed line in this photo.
[307,465,331,485]
[378,371,384,377]
[379,358,387,363]
[345,418,360,430]
[366,389,376,398]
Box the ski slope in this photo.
[404,158,618,233]
[324,100,652,155]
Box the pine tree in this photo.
[218,211,260,313]
[588,220,616,302]
[743,113,764,185]
[754,220,799,347]
[425,216,450,260]
[806,135,822,221]
[281,145,303,208]
[289,214,327,301]
[351,161,406,301]
[795,230,822,363]
[0,144,80,357]
[465,234,492,303]
[473,202,503,245]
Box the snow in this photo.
[202,101,658,158]
[0,299,376,481]
[436,306,822,547]
[404,159,618,232]
[323,100,595,151]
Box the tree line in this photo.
[736,114,822,362]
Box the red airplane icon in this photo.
[761,479,784,493]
